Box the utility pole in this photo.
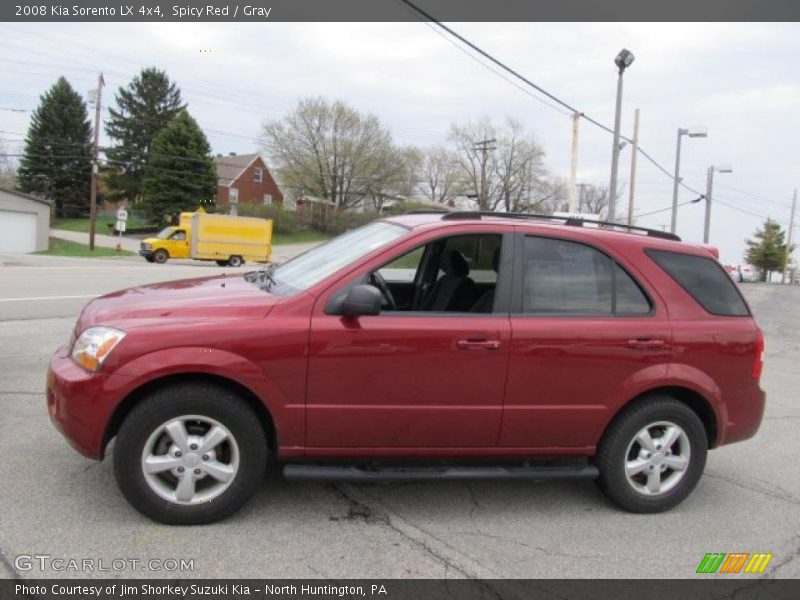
[626,108,640,226]
[474,138,496,211]
[670,129,684,235]
[88,72,104,251]
[703,166,714,245]
[782,189,797,284]
[568,112,581,213]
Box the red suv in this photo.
[47,212,765,524]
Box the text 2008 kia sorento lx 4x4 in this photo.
[47,212,765,524]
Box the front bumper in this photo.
[46,347,121,459]
[139,249,153,258]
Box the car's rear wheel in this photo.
[227,255,244,267]
[215,260,228,267]
[113,383,267,525]
[595,396,707,513]
[152,249,168,264]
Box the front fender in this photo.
[108,346,301,452]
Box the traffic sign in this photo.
[116,220,127,233]
[116,208,128,221]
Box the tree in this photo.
[16,77,92,217]
[105,68,184,203]
[141,111,216,224]
[449,117,547,212]
[261,97,405,211]
[0,140,17,188]
[415,145,463,205]
[745,218,793,281]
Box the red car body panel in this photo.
[47,215,766,462]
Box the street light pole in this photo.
[608,49,634,223]
[703,164,732,244]
[782,189,797,284]
[670,127,707,234]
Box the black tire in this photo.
[215,260,228,267]
[595,395,707,513]
[152,249,169,264]
[145,256,155,263]
[113,383,268,525]
[227,256,244,267]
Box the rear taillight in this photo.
[753,329,764,379]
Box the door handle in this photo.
[627,338,668,350]
[457,339,501,351]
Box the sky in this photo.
[0,21,798,264]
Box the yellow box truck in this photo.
[139,212,272,266]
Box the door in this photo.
[0,210,37,253]
[500,233,673,449]
[166,228,190,258]
[306,231,513,449]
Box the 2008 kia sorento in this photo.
[47,212,766,524]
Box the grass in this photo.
[35,237,135,257]
[53,215,153,233]
[272,230,331,245]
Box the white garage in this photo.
[0,187,51,253]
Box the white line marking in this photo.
[0,294,100,303]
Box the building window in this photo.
[229,187,239,204]
[254,167,263,183]
[263,194,272,206]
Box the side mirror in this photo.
[340,284,382,317]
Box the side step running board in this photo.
[283,464,599,483]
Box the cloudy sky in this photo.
[1,21,798,263]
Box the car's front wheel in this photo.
[152,249,169,264]
[113,383,268,524]
[595,396,707,513]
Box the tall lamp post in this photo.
[607,48,635,223]
[670,127,707,234]
[703,165,733,244]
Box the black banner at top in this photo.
[3,0,800,22]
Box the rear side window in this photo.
[646,249,750,316]
[522,236,651,315]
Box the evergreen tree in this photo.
[745,218,794,281]
[17,77,92,218]
[141,110,217,223]
[105,67,184,203]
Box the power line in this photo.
[399,0,705,199]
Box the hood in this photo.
[79,274,280,329]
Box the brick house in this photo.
[213,153,283,209]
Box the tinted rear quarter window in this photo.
[646,249,750,316]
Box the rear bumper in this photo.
[47,348,121,460]
[717,383,766,447]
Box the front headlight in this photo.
[71,326,126,372]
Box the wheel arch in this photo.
[103,372,277,455]
[602,385,718,449]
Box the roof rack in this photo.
[437,211,681,241]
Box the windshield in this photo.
[249,221,408,295]
[156,227,176,239]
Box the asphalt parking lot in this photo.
[1,255,798,581]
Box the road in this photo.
[0,257,798,581]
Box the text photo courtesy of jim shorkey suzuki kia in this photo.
[0,0,798,595]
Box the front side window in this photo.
[170,230,186,241]
[522,236,650,316]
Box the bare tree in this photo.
[415,145,462,205]
[449,117,547,212]
[0,140,17,188]
[260,97,405,211]
[575,183,625,219]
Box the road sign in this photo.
[116,208,128,221]
[115,220,127,233]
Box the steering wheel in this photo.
[369,271,397,311]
